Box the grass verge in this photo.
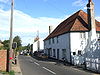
[9,71,15,75]
[0,70,15,75]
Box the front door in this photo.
[62,49,66,58]
[57,49,59,59]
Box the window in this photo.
[53,49,56,57]
[73,52,76,55]
[78,50,82,55]
[57,36,59,43]
[52,38,54,44]
[62,49,66,58]
[49,39,51,44]
[80,32,86,39]
[97,33,100,38]
[50,48,52,56]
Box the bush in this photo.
[9,71,15,75]
[0,46,4,50]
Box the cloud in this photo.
[0,8,99,45]
[0,8,63,45]
[0,0,10,3]
[72,0,87,7]
[0,0,10,9]
[96,17,100,21]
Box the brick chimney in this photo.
[87,0,97,41]
[49,26,53,34]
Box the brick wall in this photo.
[0,50,7,71]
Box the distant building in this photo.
[32,38,44,53]
[44,0,100,72]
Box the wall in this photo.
[70,32,88,65]
[85,32,100,72]
[0,50,7,71]
[33,39,44,53]
[44,33,71,63]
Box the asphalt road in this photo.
[18,55,99,75]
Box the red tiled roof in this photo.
[44,10,100,40]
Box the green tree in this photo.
[27,43,30,50]
[13,36,22,48]
[2,40,10,50]
[13,36,22,52]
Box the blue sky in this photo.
[14,0,100,17]
[0,0,100,45]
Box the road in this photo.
[18,55,99,75]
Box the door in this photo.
[62,49,66,58]
[57,49,59,59]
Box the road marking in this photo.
[42,67,56,75]
[34,62,40,66]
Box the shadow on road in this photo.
[31,55,100,74]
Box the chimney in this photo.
[89,0,92,2]
[87,0,95,30]
[87,0,97,40]
[49,26,53,34]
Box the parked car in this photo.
[20,51,23,55]
[39,53,48,59]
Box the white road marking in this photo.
[42,67,56,75]
[34,62,40,66]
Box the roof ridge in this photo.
[44,10,100,40]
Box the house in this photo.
[32,38,44,53]
[44,0,100,72]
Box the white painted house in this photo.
[44,0,100,72]
[32,39,44,53]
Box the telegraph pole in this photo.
[9,0,14,72]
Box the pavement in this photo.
[0,73,3,75]
[0,56,22,75]
[12,56,22,75]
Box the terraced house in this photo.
[44,0,100,72]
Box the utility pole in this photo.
[9,0,14,72]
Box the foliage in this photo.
[27,44,30,50]
[2,40,10,50]
[1,36,30,52]
[1,71,8,75]
[21,46,28,50]
[0,46,4,50]
[0,70,15,75]
[13,36,22,48]
[13,36,22,51]
[9,70,15,75]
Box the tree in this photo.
[27,43,30,50]
[13,36,22,51]
[13,36,22,48]
[2,40,10,50]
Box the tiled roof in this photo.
[44,10,100,40]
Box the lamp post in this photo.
[9,0,14,72]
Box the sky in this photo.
[0,0,100,46]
